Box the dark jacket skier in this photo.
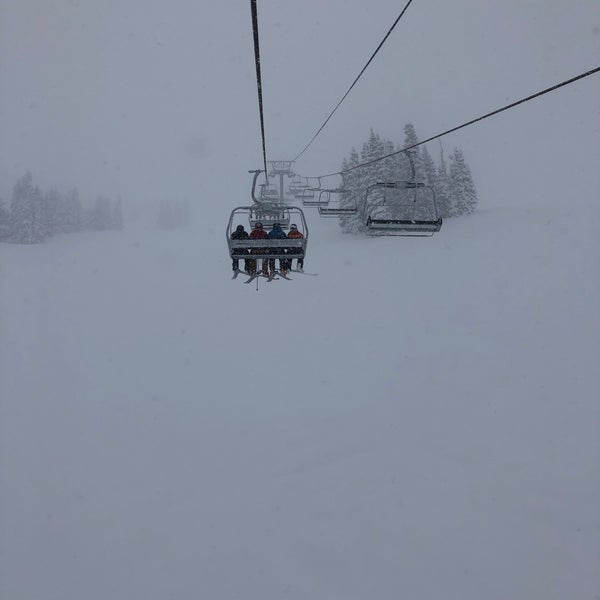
[230,225,249,273]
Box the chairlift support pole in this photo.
[268,160,295,202]
[248,169,264,206]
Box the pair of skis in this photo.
[244,270,292,284]
[232,269,318,284]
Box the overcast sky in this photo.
[1,1,598,214]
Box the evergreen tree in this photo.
[421,145,437,189]
[61,188,83,233]
[401,123,424,182]
[10,172,45,243]
[181,199,191,227]
[174,200,190,228]
[357,129,385,186]
[31,185,48,241]
[336,123,478,229]
[339,149,363,233]
[358,130,388,224]
[157,201,174,229]
[436,148,452,218]
[389,141,405,182]
[381,138,400,183]
[449,148,478,216]
[112,196,124,230]
[0,197,10,241]
[157,199,191,230]
[43,188,61,237]
[89,196,112,230]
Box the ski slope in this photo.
[1,196,599,599]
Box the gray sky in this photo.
[1,0,599,213]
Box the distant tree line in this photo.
[0,172,123,244]
[156,199,191,230]
[338,125,478,233]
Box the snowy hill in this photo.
[1,198,599,599]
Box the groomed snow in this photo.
[1,197,599,599]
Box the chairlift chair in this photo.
[302,189,331,208]
[317,189,358,217]
[259,184,281,203]
[300,188,317,204]
[299,176,327,205]
[248,204,291,231]
[363,181,442,236]
[227,206,308,263]
[288,176,307,196]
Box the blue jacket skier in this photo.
[267,223,287,275]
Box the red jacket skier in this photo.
[248,222,268,275]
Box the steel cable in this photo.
[292,0,416,162]
[311,66,600,179]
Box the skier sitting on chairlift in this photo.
[286,223,304,272]
[248,222,268,276]
[267,222,288,276]
[230,224,249,274]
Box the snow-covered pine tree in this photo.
[171,200,191,228]
[10,172,45,243]
[401,123,424,182]
[366,129,387,184]
[10,172,33,242]
[421,145,437,189]
[381,138,399,183]
[181,199,191,227]
[157,201,174,229]
[436,147,452,218]
[357,129,388,221]
[112,196,124,230]
[420,144,444,220]
[0,197,10,241]
[339,152,360,233]
[89,197,112,230]
[43,188,62,237]
[400,125,437,220]
[449,148,478,216]
[389,140,405,183]
[31,185,48,241]
[61,188,83,233]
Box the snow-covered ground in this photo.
[1,196,599,599]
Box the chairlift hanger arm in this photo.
[249,169,265,205]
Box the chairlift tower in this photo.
[268,160,295,202]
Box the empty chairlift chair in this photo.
[288,176,307,197]
[302,189,332,208]
[317,189,358,217]
[300,177,326,206]
[362,181,442,236]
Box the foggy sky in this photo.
[1,0,599,214]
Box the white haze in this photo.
[1,1,599,208]
[1,1,600,599]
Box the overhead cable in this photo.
[250,0,269,180]
[313,65,600,178]
[292,0,416,162]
